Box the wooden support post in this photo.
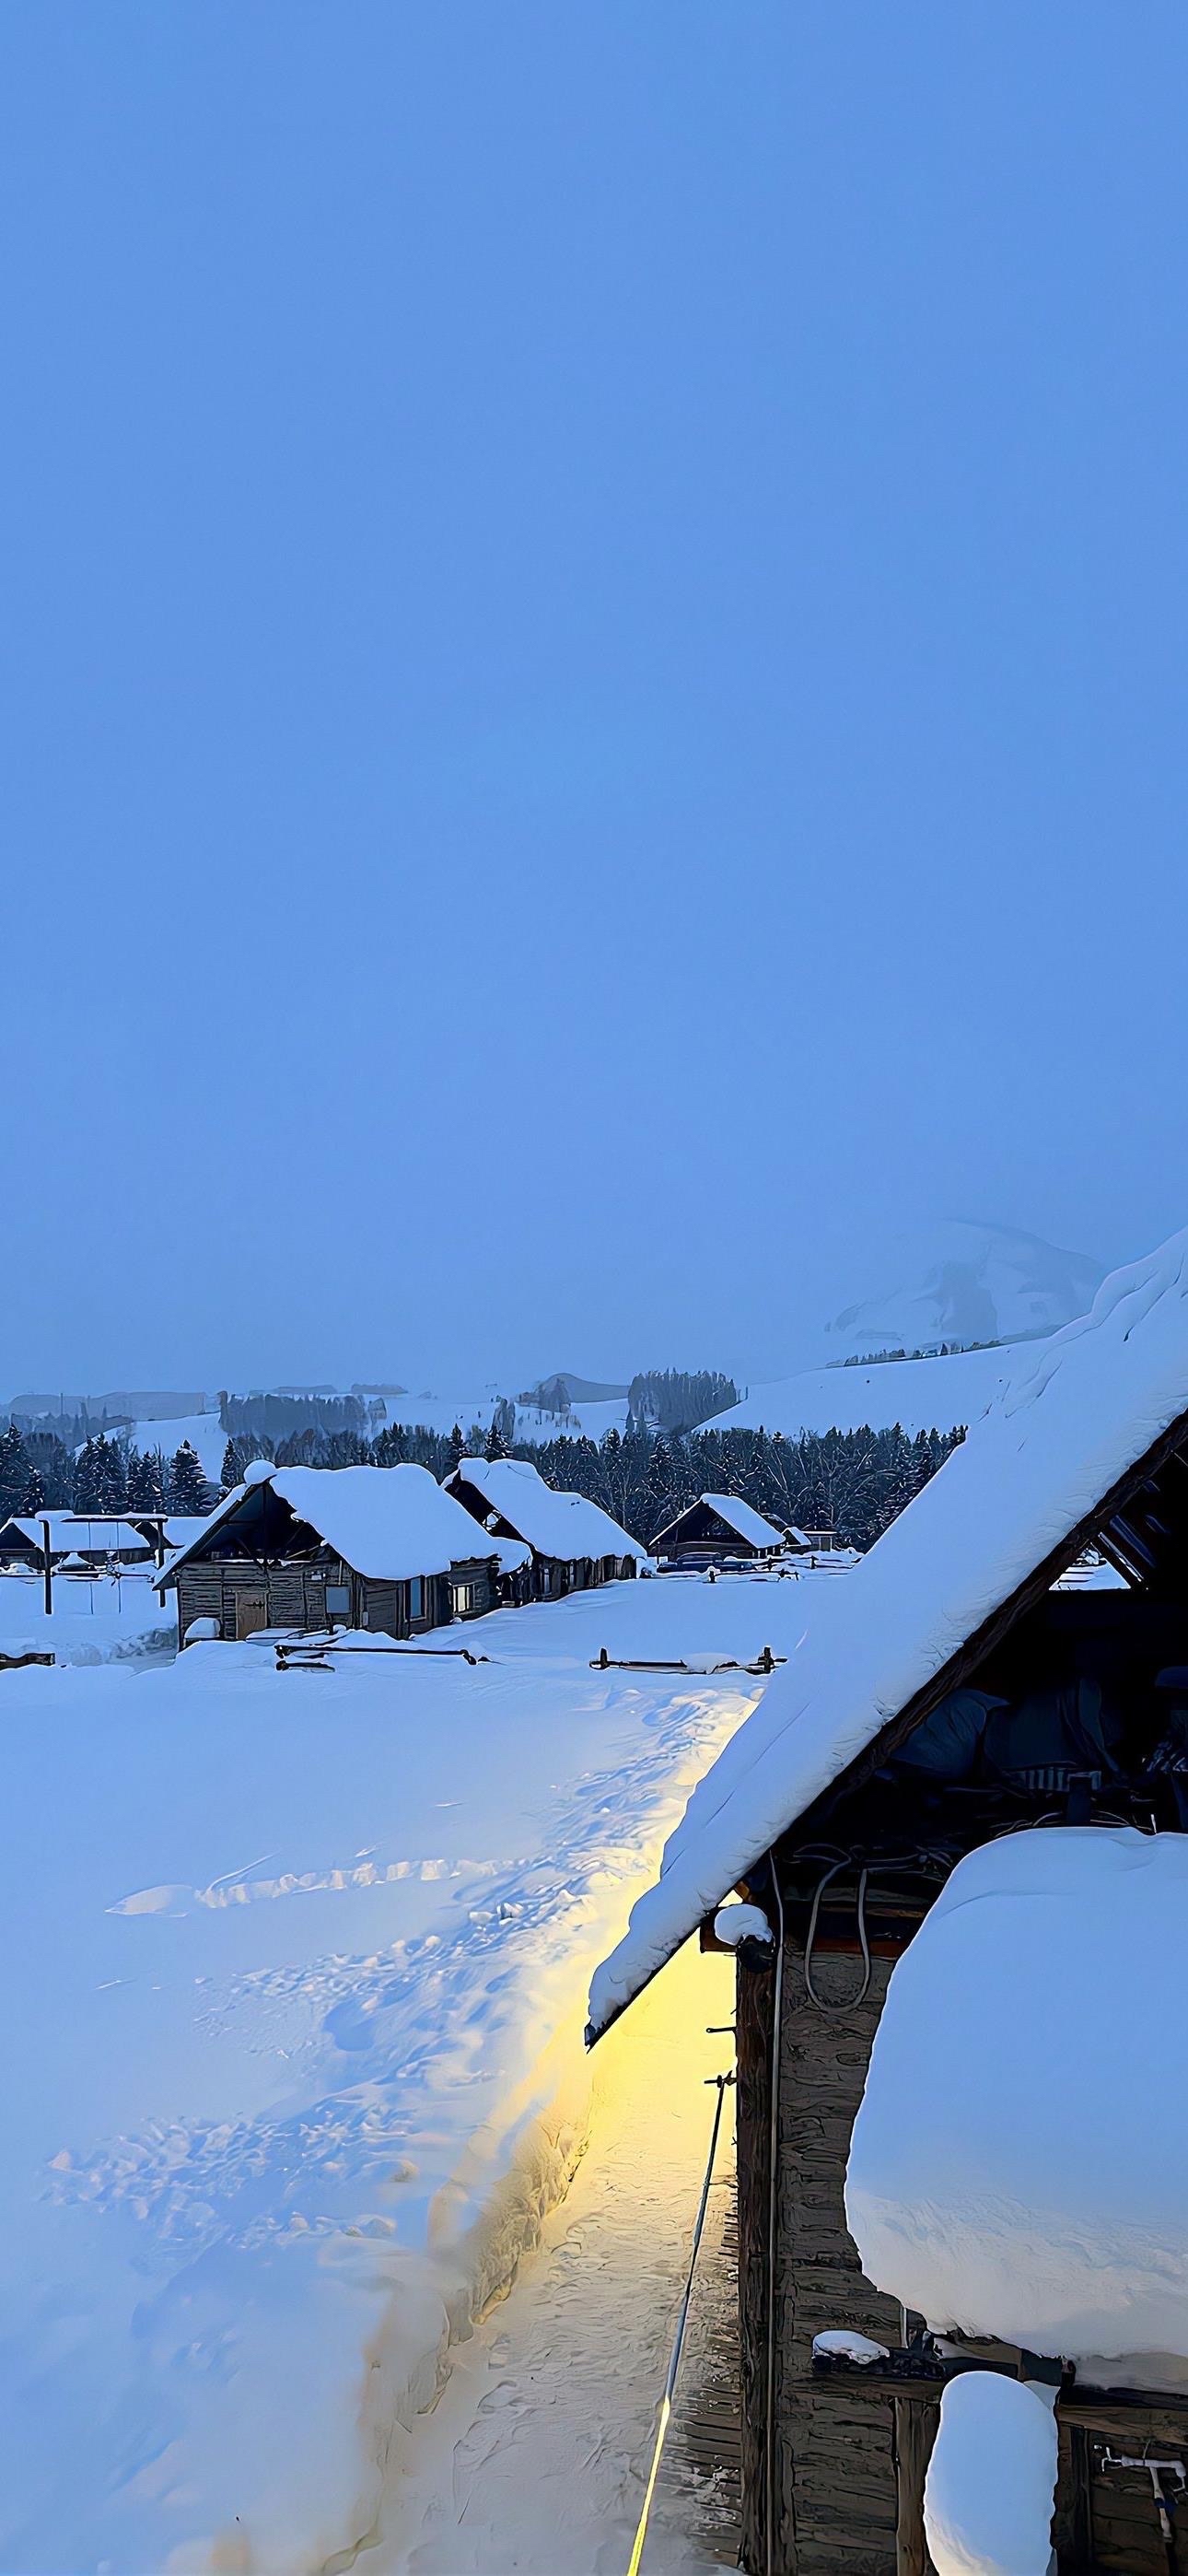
[1053,2418,1094,2572]
[41,1516,52,1618]
[894,2395,934,2576]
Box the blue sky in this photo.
[3,6,1187,1391]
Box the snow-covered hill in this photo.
[709,1340,1029,1438]
[825,1220,1102,1362]
[117,1411,227,1483]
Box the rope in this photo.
[623,2070,733,2576]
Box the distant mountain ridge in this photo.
[826,1221,1103,1363]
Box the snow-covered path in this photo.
[378,1936,738,2575]
[0,1569,823,2572]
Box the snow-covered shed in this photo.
[588,1231,1188,2576]
[0,1511,157,1570]
[649,1491,789,1563]
[158,1464,526,1643]
[443,1456,646,1601]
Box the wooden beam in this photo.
[893,2395,935,2576]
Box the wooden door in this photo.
[235,1590,269,1640]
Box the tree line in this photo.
[222,1413,963,1550]
[0,1424,210,1518]
[1,1410,964,1555]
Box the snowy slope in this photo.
[390,1390,631,1446]
[708,1339,1026,1437]
[0,1572,815,2576]
[825,1218,1103,1359]
[122,1410,227,1481]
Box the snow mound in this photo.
[846,1828,1188,2372]
[924,2374,1057,2576]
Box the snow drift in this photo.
[846,1828,1188,2377]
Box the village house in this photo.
[443,1455,646,1600]
[588,1236,1188,2576]
[650,1492,791,1564]
[158,1462,528,1642]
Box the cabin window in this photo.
[325,1584,351,1620]
[454,1580,476,1616]
[409,1575,424,1619]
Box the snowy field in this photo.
[0,1569,177,1664]
[0,1568,817,2575]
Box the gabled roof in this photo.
[0,1513,153,1558]
[652,1493,786,1552]
[588,1229,1188,2042]
[445,1457,647,1565]
[157,1464,529,1587]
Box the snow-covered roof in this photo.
[0,1515,153,1557]
[157,1465,529,1587]
[588,1229,1188,2039]
[446,1458,647,1565]
[656,1493,786,1551]
[0,1511,74,1548]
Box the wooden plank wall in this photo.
[737,1944,907,2576]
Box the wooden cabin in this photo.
[443,1457,646,1601]
[651,1492,788,1564]
[159,1463,514,1642]
[588,1238,1188,2576]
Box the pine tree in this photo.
[18,1465,44,1515]
[447,1422,466,1476]
[73,1435,102,1511]
[168,1442,209,1514]
[0,1423,30,1516]
[127,1447,166,1510]
[219,1438,247,1494]
[484,1414,507,1461]
[93,1434,128,1513]
[644,1433,676,1539]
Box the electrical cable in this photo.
[623,2068,733,2576]
[804,1859,871,2013]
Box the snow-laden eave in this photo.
[588,1227,1188,2043]
[584,1468,1107,2049]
